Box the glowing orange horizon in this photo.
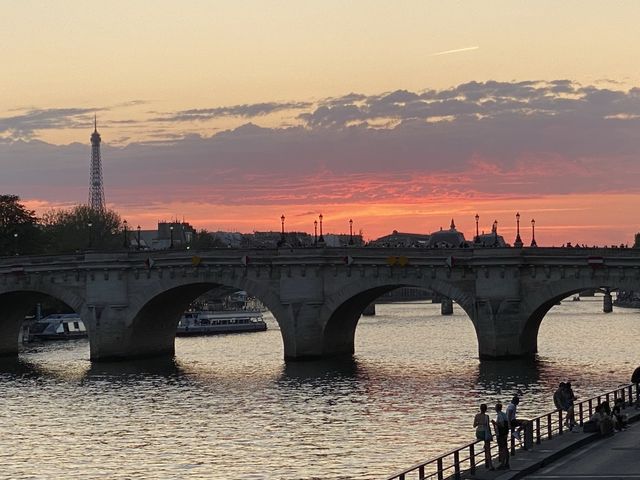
[24,192,640,247]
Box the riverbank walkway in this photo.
[386,384,640,480]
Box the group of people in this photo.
[474,381,633,471]
[473,395,525,471]
[587,398,628,435]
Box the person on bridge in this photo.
[492,403,510,470]
[473,404,494,471]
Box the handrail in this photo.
[385,383,638,480]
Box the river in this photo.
[1,296,637,479]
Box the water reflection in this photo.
[279,357,363,384]
[476,357,543,391]
[0,356,46,378]
[84,356,184,380]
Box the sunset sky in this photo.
[1,1,640,245]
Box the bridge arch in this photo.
[318,277,476,357]
[520,277,640,356]
[93,275,286,361]
[0,284,86,357]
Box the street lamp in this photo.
[492,219,498,246]
[169,225,174,249]
[87,222,93,249]
[514,212,523,248]
[137,225,141,251]
[123,219,128,248]
[318,214,324,243]
[314,220,318,245]
[475,214,479,240]
[280,214,285,243]
[349,219,354,245]
[13,232,18,256]
[531,218,538,247]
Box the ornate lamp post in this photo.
[137,225,141,251]
[475,213,479,240]
[349,219,354,245]
[123,219,128,248]
[318,214,324,243]
[87,222,93,249]
[169,225,174,249]
[13,232,18,256]
[280,214,286,243]
[514,212,523,248]
[314,220,318,245]
[492,219,498,246]
[530,218,538,247]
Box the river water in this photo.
[1,296,637,479]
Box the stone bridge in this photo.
[0,247,637,362]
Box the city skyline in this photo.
[1,2,639,244]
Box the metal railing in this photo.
[385,383,639,480]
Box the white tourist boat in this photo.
[176,310,267,336]
[27,313,87,342]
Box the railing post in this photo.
[579,403,584,426]
[589,399,593,417]
[510,433,515,456]
[547,413,552,439]
[453,451,460,480]
[437,458,444,480]
[399,475,404,480]
[418,465,424,480]
[536,417,541,444]
[558,410,563,435]
[469,444,475,474]
[628,385,633,407]
[523,420,533,450]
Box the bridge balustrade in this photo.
[385,383,639,480]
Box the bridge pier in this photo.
[474,299,537,360]
[603,290,613,313]
[440,297,453,315]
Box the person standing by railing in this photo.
[564,382,577,431]
[474,404,495,471]
[492,403,510,470]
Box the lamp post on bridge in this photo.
[87,222,93,249]
[318,214,324,244]
[169,225,174,249]
[280,214,286,244]
[514,212,523,248]
[531,218,538,247]
[13,232,18,256]
[349,219,354,245]
[123,219,128,249]
[137,225,141,251]
[314,220,318,246]
[475,213,479,241]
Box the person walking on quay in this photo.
[474,404,494,471]
[492,403,510,470]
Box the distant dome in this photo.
[427,220,466,248]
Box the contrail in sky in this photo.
[430,46,479,56]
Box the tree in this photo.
[190,229,228,250]
[0,194,43,255]
[41,205,123,253]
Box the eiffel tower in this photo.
[89,115,105,211]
